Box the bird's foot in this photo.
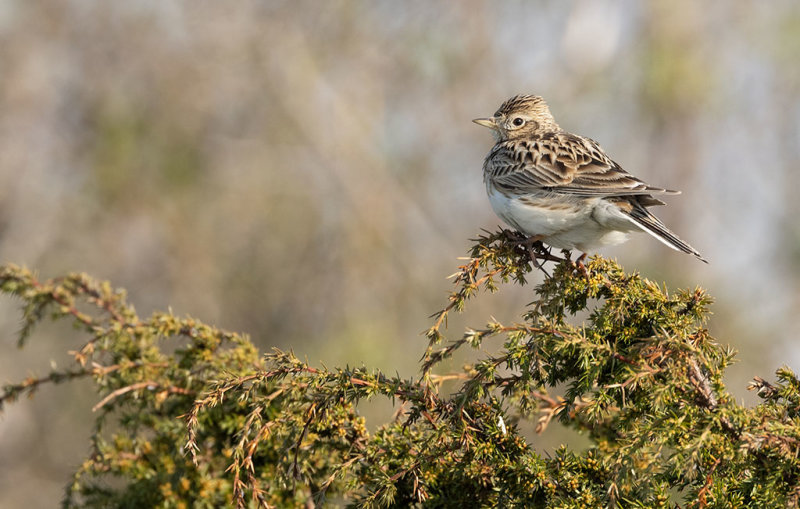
[504,233,547,270]
[572,252,589,278]
[501,229,527,244]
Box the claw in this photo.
[574,252,589,278]
[506,233,547,271]
[502,231,570,273]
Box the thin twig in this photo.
[92,381,192,412]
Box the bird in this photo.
[473,94,707,265]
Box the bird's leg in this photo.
[513,234,545,269]
[502,231,563,273]
[522,235,544,259]
[574,252,589,278]
[502,229,527,243]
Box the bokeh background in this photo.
[1,0,799,505]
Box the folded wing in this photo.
[485,133,679,198]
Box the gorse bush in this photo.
[2,230,799,508]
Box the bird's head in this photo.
[473,95,560,141]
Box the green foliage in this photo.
[2,231,800,508]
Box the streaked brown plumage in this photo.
[474,95,706,263]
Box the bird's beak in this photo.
[472,117,498,130]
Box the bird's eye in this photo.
[512,117,525,127]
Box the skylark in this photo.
[474,95,707,264]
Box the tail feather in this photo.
[623,204,708,263]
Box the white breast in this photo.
[485,183,635,251]
[486,184,589,236]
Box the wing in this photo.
[484,133,679,197]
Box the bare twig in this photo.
[92,381,192,412]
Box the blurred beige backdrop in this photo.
[1,1,799,506]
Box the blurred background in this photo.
[1,0,799,505]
